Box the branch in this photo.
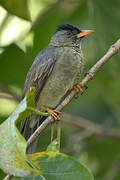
[27,39,120,150]
[63,113,120,140]
[4,39,120,180]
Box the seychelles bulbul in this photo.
[20,23,94,153]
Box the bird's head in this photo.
[50,23,94,47]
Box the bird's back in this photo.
[37,45,84,110]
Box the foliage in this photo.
[0,0,120,179]
[0,0,30,20]
[0,88,93,179]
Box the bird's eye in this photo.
[67,31,72,36]
[72,29,78,35]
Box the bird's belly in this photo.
[37,49,84,110]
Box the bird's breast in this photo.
[37,47,84,110]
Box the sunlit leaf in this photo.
[0,87,41,177]
[0,0,31,20]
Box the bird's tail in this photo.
[20,114,47,154]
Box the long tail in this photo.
[20,114,47,154]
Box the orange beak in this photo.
[76,30,94,38]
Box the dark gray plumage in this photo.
[20,23,93,153]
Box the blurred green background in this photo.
[0,0,120,179]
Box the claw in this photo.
[72,83,83,94]
[45,107,61,120]
[84,85,88,90]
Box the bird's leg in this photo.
[44,106,61,141]
[51,122,55,142]
[45,106,62,120]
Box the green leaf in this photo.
[0,44,29,88]
[46,139,60,152]
[46,121,61,152]
[0,87,42,177]
[0,0,31,21]
[24,152,94,180]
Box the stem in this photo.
[27,106,49,116]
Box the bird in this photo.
[20,23,94,153]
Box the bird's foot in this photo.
[68,83,88,96]
[72,83,84,94]
[45,106,62,120]
[45,107,61,141]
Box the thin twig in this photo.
[27,39,120,150]
[63,113,120,140]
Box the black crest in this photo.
[56,23,81,35]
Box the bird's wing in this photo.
[22,47,56,102]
